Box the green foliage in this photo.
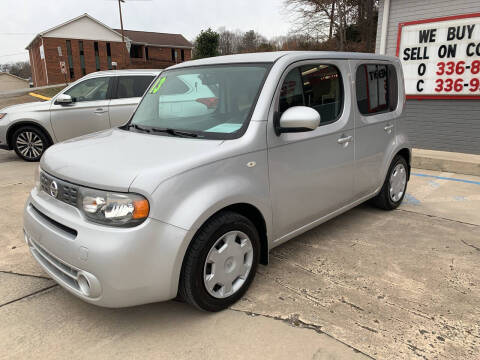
[193,28,220,59]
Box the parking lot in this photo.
[1,144,479,359]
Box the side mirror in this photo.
[275,106,320,135]
[55,94,73,105]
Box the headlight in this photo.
[0,113,6,120]
[78,188,149,227]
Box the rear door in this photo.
[108,75,155,127]
[50,76,112,141]
[351,61,399,198]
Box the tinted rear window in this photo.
[115,76,155,99]
[356,64,398,115]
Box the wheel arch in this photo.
[396,147,411,180]
[6,121,54,150]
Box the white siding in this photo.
[44,16,123,42]
[376,0,480,154]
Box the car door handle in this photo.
[384,124,394,134]
[337,135,353,145]
[94,108,107,114]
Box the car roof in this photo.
[168,51,398,69]
[84,69,162,78]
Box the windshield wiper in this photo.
[150,127,200,138]
[126,124,151,133]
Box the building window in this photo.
[66,40,74,80]
[106,43,112,70]
[145,47,149,60]
[356,64,398,115]
[130,44,143,59]
[181,49,185,61]
[171,48,177,62]
[79,41,86,76]
[94,42,100,71]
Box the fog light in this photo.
[77,273,91,297]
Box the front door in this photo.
[50,76,112,142]
[351,61,399,198]
[267,60,355,240]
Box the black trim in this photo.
[122,62,274,140]
[0,144,9,150]
[30,204,78,237]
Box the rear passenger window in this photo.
[279,64,343,125]
[115,76,154,99]
[356,64,398,115]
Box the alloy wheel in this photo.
[16,131,44,160]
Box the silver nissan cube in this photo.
[24,51,410,311]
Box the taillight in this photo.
[195,97,218,109]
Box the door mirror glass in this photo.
[55,94,73,105]
[277,106,320,134]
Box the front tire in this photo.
[372,155,408,210]
[179,211,260,312]
[12,126,49,162]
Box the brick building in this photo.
[26,13,193,87]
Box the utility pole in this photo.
[118,0,126,68]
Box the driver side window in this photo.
[279,64,343,125]
[64,77,110,102]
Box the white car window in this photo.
[64,77,110,102]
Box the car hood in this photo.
[41,128,224,193]
[1,100,51,113]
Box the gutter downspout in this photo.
[41,37,49,85]
[379,0,391,55]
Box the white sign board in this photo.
[39,45,45,60]
[397,13,480,99]
[59,61,66,74]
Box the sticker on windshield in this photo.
[150,77,166,94]
[206,123,242,133]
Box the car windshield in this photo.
[128,64,271,139]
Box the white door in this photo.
[267,60,355,239]
[50,76,112,141]
[351,61,399,198]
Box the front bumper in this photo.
[24,187,189,308]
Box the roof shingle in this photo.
[115,29,193,48]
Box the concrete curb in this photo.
[412,149,480,177]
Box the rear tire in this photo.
[372,155,408,210]
[179,211,260,312]
[12,126,49,162]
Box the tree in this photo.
[193,28,220,59]
[284,0,378,52]
[0,61,31,79]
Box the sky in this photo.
[0,0,293,64]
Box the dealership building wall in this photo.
[376,0,480,154]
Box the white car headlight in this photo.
[78,188,149,227]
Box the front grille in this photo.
[40,172,79,206]
[28,236,81,292]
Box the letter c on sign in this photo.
[416,80,424,92]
